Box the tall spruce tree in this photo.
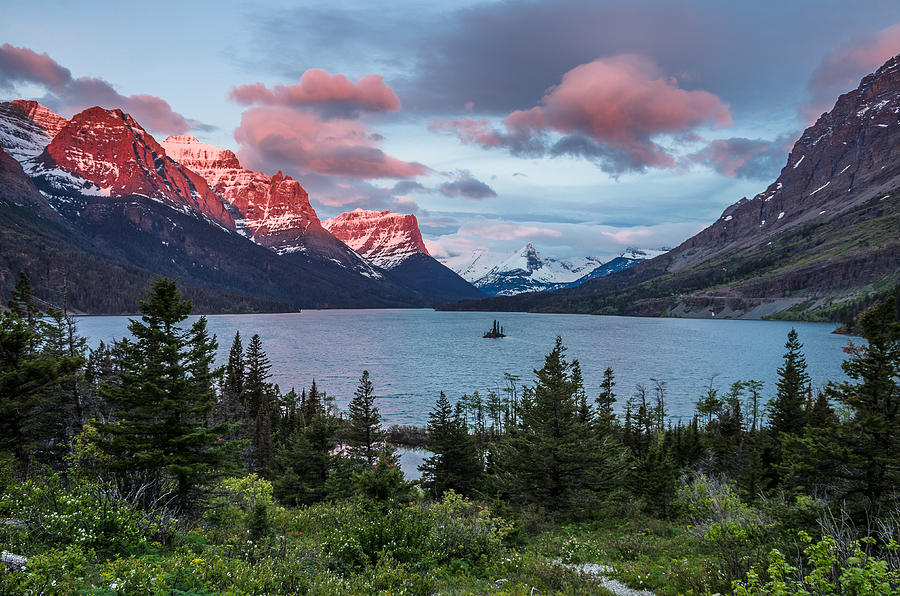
[215,331,247,442]
[768,328,810,436]
[345,370,383,465]
[98,278,225,508]
[243,334,274,472]
[828,298,900,513]
[419,392,483,498]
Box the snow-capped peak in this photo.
[442,244,667,296]
[323,209,429,269]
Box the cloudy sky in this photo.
[2,0,900,261]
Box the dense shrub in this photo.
[318,491,512,571]
[734,531,900,595]
[0,471,155,557]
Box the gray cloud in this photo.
[246,0,900,119]
[438,170,498,199]
[689,134,796,180]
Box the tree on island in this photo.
[97,278,226,510]
[483,320,506,338]
[345,370,383,466]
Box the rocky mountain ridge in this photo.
[322,209,430,269]
[161,135,382,280]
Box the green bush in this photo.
[0,472,153,557]
[318,491,512,572]
[734,531,900,595]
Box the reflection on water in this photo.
[77,309,850,426]
[395,448,429,482]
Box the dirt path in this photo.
[559,562,656,596]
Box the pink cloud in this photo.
[235,106,427,179]
[64,77,189,133]
[230,68,400,115]
[465,221,563,241]
[0,44,191,135]
[431,54,730,174]
[804,23,900,122]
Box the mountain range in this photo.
[2,54,899,319]
[0,102,482,312]
[443,244,667,296]
[445,55,900,321]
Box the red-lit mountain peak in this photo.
[11,100,68,137]
[323,209,430,269]
[37,107,234,229]
[162,135,321,249]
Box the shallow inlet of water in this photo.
[77,309,851,427]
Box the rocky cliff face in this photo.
[11,100,68,137]
[27,108,235,229]
[673,54,900,271]
[161,135,381,277]
[322,209,430,269]
[162,135,321,247]
[0,101,65,162]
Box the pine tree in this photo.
[273,390,340,505]
[243,334,274,472]
[420,392,483,498]
[768,329,810,436]
[215,331,247,441]
[8,272,41,353]
[572,361,592,423]
[596,367,617,427]
[243,334,271,421]
[828,298,900,513]
[345,370,383,466]
[98,278,226,509]
[493,337,624,514]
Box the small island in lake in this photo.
[483,319,506,338]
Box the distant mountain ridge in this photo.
[444,55,900,319]
[444,243,665,296]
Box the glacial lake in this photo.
[76,309,853,427]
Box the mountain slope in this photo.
[28,108,235,230]
[323,209,485,302]
[445,55,900,319]
[0,145,291,313]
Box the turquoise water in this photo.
[76,309,851,426]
